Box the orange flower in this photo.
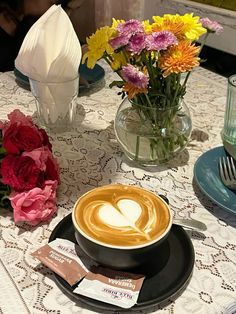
[159,41,200,77]
[152,15,186,40]
[123,83,147,99]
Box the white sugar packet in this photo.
[74,266,145,309]
[32,238,89,286]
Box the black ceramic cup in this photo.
[72,184,173,270]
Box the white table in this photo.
[0,61,236,314]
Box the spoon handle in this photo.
[158,195,207,232]
[173,218,207,232]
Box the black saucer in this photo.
[49,214,195,312]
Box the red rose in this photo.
[22,147,60,184]
[0,109,60,226]
[38,128,52,151]
[0,109,34,130]
[3,124,44,154]
[1,147,60,192]
[0,109,52,154]
[1,155,41,191]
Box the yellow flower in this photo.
[159,40,200,77]
[82,26,114,69]
[111,18,125,30]
[152,13,206,41]
[143,20,152,34]
[180,13,207,40]
[110,52,127,71]
[152,15,163,25]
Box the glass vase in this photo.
[221,74,236,145]
[114,97,192,165]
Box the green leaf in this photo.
[0,146,6,155]
[0,194,12,212]
[109,81,124,89]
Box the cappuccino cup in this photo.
[72,184,172,269]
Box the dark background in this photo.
[200,45,236,78]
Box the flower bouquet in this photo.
[83,14,223,164]
[0,110,60,226]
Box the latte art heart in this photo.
[98,204,131,227]
[99,199,142,227]
[74,185,170,246]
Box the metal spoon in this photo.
[173,218,207,232]
[158,194,207,232]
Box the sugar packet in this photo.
[32,238,89,286]
[74,266,145,309]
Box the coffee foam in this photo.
[74,185,171,247]
[99,199,142,227]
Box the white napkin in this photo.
[15,4,81,81]
[15,5,82,124]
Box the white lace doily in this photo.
[0,61,236,314]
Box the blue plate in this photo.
[14,62,105,91]
[194,146,236,215]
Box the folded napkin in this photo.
[15,5,82,124]
[15,4,82,82]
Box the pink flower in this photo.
[11,180,58,226]
[127,32,146,54]
[110,19,145,51]
[146,31,177,51]
[117,19,144,36]
[109,34,130,50]
[121,64,149,89]
[0,109,52,154]
[200,18,223,35]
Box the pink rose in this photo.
[11,180,58,226]
[0,109,52,154]
[1,147,60,191]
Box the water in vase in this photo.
[114,107,192,165]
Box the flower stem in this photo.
[166,76,171,107]
[135,135,140,161]
[182,72,191,90]
[198,33,210,55]
[171,74,181,107]
[144,93,153,108]
[181,33,210,90]
[141,52,156,87]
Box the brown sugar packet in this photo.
[73,266,145,309]
[32,238,89,286]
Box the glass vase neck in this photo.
[129,97,183,112]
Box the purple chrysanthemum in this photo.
[121,64,149,89]
[145,31,177,51]
[117,19,144,36]
[109,34,130,50]
[127,32,146,54]
[200,17,223,35]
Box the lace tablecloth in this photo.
[0,62,236,314]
